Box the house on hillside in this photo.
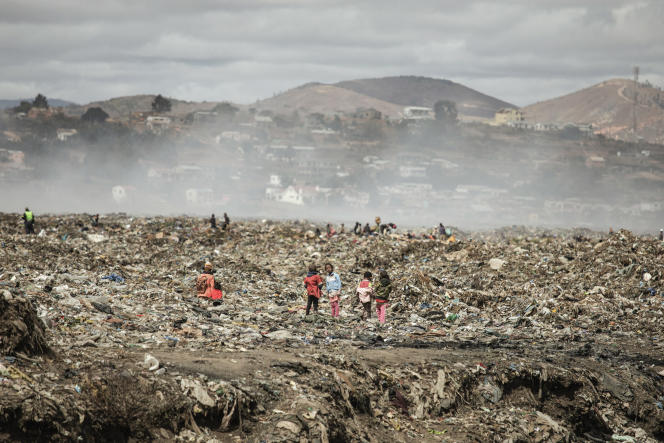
[265,185,304,205]
[146,116,171,133]
[494,108,524,126]
[402,106,435,121]
[534,122,559,131]
[193,111,218,123]
[254,115,274,128]
[352,108,382,120]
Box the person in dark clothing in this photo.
[363,223,371,236]
[340,223,345,234]
[379,223,397,235]
[353,222,362,235]
[22,207,35,234]
[304,264,323,315]
[374,270,392,324]
[222,213,230,230]
[438,223,447,240]
[92,214,100,228]
[210,214,217,229]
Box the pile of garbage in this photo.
[1,213,663,441]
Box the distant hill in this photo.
[64,95,224,119]
[334,76,516,119]
[253,83,405,118]
[523,78,664,144]
[0,98,77,109]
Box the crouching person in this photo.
[196,262,223,300]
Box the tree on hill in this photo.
[434,100,458,125]
[81,107,109,123]
[213,102,239,120]
[151,94,172,113]
[12,101,32,114]
[32,94,49,109]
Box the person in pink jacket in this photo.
[356,271,373,321]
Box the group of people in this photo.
[210,213,231,231]
[352,217,397,237]
[301,264,393,324]
[195,261,393,324]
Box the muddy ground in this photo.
[1,214,663,442]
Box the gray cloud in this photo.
[1,0,662,106]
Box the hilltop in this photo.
[253,82,404,118]
[335,76,516,119]
[523,78,664,144]
[64,95,224,119]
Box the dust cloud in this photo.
[1,108,663,233]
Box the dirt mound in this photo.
[0,291,50,356]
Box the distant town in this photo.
[1,76,663,230]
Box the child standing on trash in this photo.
[324,263,341,318]
[356,271,373,321]
[373,270,392,324]
[304,264,323,315]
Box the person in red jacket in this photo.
[196,262,223,300]
[304,264,323,315]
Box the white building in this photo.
[402,106,435,121]
[56,128,78,141]
[265,186,304,205]
[146,116,171,132]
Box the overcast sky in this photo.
[1,0,663,107]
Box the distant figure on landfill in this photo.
[92,214,100,228]
[196,262,223,300]
[379,223,397,235]
[438,223,446,239]
[373,216,381,233]
[315,227,322,238]
[222,212,230,230]
[353,222,362,236]
[660,229,663,241]
[304,264,323,315]
[356,271,373,320]
[22,207,35,234]
[325,263,341,318]
[363,223,371,236]
[374,270,392,324]
[210,214,217,229]
[326,224,336,238]
[339,223,345,234]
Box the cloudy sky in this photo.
[1,0,663,106]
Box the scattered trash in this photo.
[101,273,125,283]
[1,216,663,441]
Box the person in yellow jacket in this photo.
[22,207,35,234]
[371,216,381,233]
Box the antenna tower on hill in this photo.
[632,66,639,135]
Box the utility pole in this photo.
[632,66,639,135]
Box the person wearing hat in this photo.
[22,207,35,234]
[196,262,223,300]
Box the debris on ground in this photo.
[1,213,663,441]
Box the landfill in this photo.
[1,213,664,442]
